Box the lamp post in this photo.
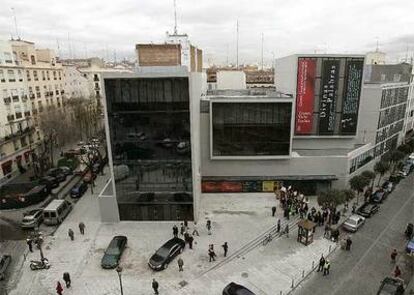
[116,266,123,295]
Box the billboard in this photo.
[295,59,316,134]
[319,60,340,134]
[341,59,364,134]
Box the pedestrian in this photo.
[177,257,184,271]
[352,203,356,214]
[323,260,330,276]
[68,229,74,241]
[188,235,194,249]
[63,272,71,288]
[271,206,276,217]
[184,231,190,244]
[56,281,63,295]
[206,219,212,235]
[317,255,325,272]
[277,219,281,233]
[173,224,178,238]
[323,224,330,238]
[180,223,185,236]
[284,207,290,220]
[222,242,228,257]
[346,237,352,251]
[394,265,401,278]
[208,246,216,262]
[78,222,85,235]
[27,238,33,252]
[192,222,200,236]
[285,224,289,238]
[390,249,398,263]
[152,278,159,295]
[184,220,188,229]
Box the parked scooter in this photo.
[30,258,50,270]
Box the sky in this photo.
[0,0,413,66]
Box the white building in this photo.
[216,70,246,90]
[63,64,91,99]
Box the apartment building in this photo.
[63,63,91,99]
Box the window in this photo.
[41,71,45,80]
[0,70,4,82]
[33,70,38,81]
[7,70,16,82]
[11,89,18,102]
[58,71,62,80]
[17,70,23,81]
[30,55,35,65]
[53,71,57,80]
[46,71,50,80]
[4,52,12,63]
[26,70,31,81]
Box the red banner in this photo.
[295,59,316,134]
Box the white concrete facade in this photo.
[216,71,246,90]
[63,64,91,99]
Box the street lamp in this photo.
[116,266,123,295]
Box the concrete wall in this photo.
[197,49,203,72]
[356,85,381,145]
[216,71,246,90]
[274,55,297,95]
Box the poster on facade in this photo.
[221,181,243,192]
[341,59,364,134]
[263,181,279,192]
[243,181,262,192]
[202,182,220,193]
[295,59,316,134]
[319,60,340,134]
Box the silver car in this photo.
[21,209,43,229]
[343,214,365,232]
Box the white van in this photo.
[43,199,73,225]
[113,165,129,182]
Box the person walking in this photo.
[346,237,352,251]
[277,219,281,233]
[172,225,178,238]
[285,224,289,238]
[27,238,33,252]
[78,222,85,235]
[177,257,184,271]
[180,223,185,236]
[394,265,401,278]
[184,220,188,229]
[222,242,228,257]
[63,272,71,288]
[323,260,330,276]
[188,235,194,249]
[68,229,74,241]
[192,222,199,236]
[323,224,330,238]
[206,219,212,235]
[56,281,63,295]
[317,255,325,272]
[271,206,276,217]
[152,279,159,295]
[390,249,398,263]
[208,245,216,262]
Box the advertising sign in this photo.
[295,59,316,134]
[243,181,262,192]
[319,60,340,134]
[341,59,364,134]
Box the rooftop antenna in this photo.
[375,36,379,52]
[226,43,229,65]
[56,38,61,57]
[405,44,409,62]
[67,33,73,59]
[261,32,264,70]
[11,7,20,40]
[236,19,239,69]
[173,0,178,35]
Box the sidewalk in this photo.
[7,189,346,295]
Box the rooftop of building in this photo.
[205,88,292,99]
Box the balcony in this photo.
[45,92,49,97]
[55,90,59,95]
[8,79,16,82]
[12,95,19,102]
[29,94,35,100]
[7,115,15,121]
[22,95,28,102]
[15,112,22,119]
[3,97,11,104]
[93,75,99,82]
[24,111,31,117]
[36,93,41,98]
[0,79,5,83]
[61,90,65,94]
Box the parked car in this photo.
[127,132,147,141]
[223,282,256,295]
[356,202,379,218]
[399,164,412,177]
[371,189,388,203]
[101,236,128,269]
[83,171,97,183]
[148,237,185,270]
[176,141,190,154]
[377,277,405,295]
[21,209,44,229]
[22,185,49,201]
[46,168,66,182]
[70,182,88,198]
[59,166,73,177]
[382,181,394,193]
[0,255,11,281]
[343,214,365,232]
[39,176,59,189]
[406,239,414,254]
[43,199,73,225]
[77,141,85,146]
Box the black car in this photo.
[39,176,59,189]
[0,255,11,281]
[101,236,128,269]
[377,277,405,295]
[59,166,73,177]
[148,237,185,270]
[223,282,256,295]
[357,202,379,218]
[46,168,66,182]
[70,182,88,198]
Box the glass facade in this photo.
[211,102,292,157]
[105,77,193,221]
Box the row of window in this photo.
[0,69,23,82]
[375,120,404,144]
[0,68,63,83]
[377,103,406,129]
[380,87,409,109]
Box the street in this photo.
[294,174,414,295]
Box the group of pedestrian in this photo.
[172,220,197,249]
[316,255,331,276]
[55,272,71,295]
[68,222,86,241]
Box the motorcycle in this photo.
[30,258,50,270]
